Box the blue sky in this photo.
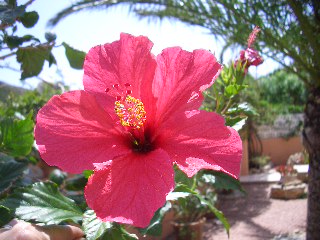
[0,0,279,89]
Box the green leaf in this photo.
[224,85,238,97]
[210,171,245,192]
[0,4,25,25]
[0,205,13,226]
[65,174,87,191]
[83,170,94,179]
[5,35,39,49]
[196,194,230,236]
[174,166,194,189]
[2,182,83,224]
[83,209,113,240]
[225,116,246,127]
[16,45,54,79]
[227,103,258,117]
[20,11,39,28]
[170,183,230,236]
[83,210,138,240]
[0,155,27,195]
[62,42,86,69]
[139,201,171,236]
[0,113,34,157]
[174,184,198,194]
[166,184,195,201]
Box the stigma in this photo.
[114,95,146,130]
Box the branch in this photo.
[287,0,320,67]
[0,52,16,60]
[0,65,56,88]
[24,0,36,7]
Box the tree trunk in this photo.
[304,87,320,239]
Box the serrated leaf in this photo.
[20,11,39,28]
[2,182,83,224]
[83,209,113,240]
[0,205,12,226]
[62,42,86,69]
[139,201,171,236]
[83,210,138,240]
[0,113,34,156]
[0,155,27,195]
[16,45,53,79]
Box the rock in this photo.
[287,152,305,165]
[270,183,306,199]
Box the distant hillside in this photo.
[0,81,27,102]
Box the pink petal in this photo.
[157,110,242,178]
[84,149,174,228]
[34,91,131,173]
[83,33,157,115]
[151,47,222,127]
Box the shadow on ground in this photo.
[203,183,307,240]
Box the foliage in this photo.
[0,84,63,119]
[83,210,138,240]
[1,182,83,224]
[259,69,307,105]
[0,154,27,196]
[0,113,34,157]
[0,1,256,239]
[62,42,86,69]
[0,0,85,81]
[48,0,320,88]
[249,155,271,170]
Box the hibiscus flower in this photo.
[34,33,242,228]
[236,26,263,72]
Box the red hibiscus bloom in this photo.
[35,33,242,228]
[236,26,263,72]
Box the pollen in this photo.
[114,95,146,129]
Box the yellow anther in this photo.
[114,95,146,129]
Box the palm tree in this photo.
[49,1,320,238]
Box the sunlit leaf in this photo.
[83,210,138,240]
[210,171,245,192]
[0,113,34,157]
[62,42,86,69]
[2,182,83,224]
[16,45,54,79]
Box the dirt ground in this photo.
[202,183,307,240]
